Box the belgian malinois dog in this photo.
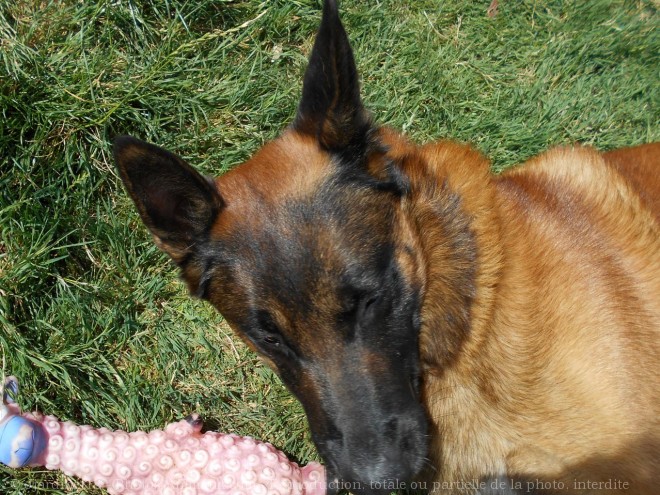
[113,0,659,493]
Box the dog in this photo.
[112,0,659,493]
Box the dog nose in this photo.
[326,412,426,489]
[333,455,418,495]
[359,452,412,481]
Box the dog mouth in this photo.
[327,477,421,495]
[326,470,423,495]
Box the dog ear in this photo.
[294,0,370,152]
[112,136,223,263]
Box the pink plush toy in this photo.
[0,377,326,495]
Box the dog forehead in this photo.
[204,131,398,335]
[212,191,369,297]
[213,130,333,220]
[209,128,390,270]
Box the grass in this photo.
[0,0,658,493]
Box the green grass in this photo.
[0,0,658,493]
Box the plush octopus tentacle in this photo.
[0,377,326,495]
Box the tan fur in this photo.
[212,131,334,234]
[164,126,659,493]
[113,5,659,489]
[384,133,660,493]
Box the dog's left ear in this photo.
[112,136,223,263]
[294,0,370,152]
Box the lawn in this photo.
[0,0,658,493]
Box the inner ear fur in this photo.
[112,135,223,262]
[294,0,371,153]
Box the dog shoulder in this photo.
[603,142,660,221]
[497,145,658,235]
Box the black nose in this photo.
[321,406,428,492]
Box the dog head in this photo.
[113,0,429,490]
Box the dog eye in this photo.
[338,289,381,325]
[363,295,378,311]
[262,335,280,346]
[359,293,381,321]
[254,311,292,353]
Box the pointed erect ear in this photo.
[294,0,370,152]
[112,136,223,262]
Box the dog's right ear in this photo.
[112,136,223,263]
[294,0,370,153]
